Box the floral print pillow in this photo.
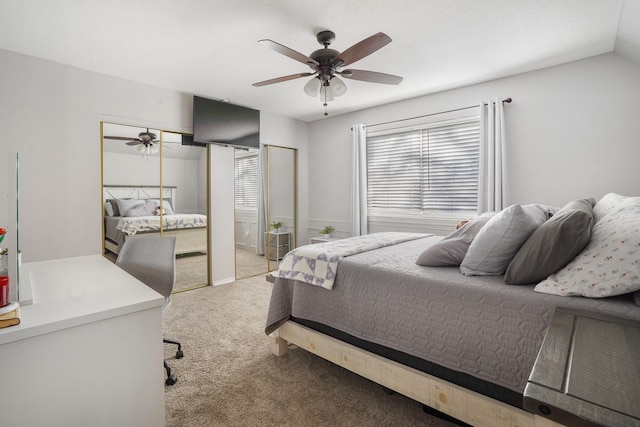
[535,205,640,298]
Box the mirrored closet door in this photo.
[266,145,297,273]
[234,145,297,277]
[101,122,210,292]
[234,148,268,279]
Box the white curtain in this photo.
[478,98,506,213]
[256,144,267,255]
[351,124,368,236]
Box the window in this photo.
[234,152,258,208]
[366,117,480,217]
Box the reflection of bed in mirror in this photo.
[103,185,207,256]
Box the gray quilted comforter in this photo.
[265,236,640,395]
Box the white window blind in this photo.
[367,117,480,215]
[234,153,258,208]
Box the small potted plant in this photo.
[271,221,283,231]
[319,225,335,238]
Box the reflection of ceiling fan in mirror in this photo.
[104,130,160,154]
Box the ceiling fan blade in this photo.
[334,32,392,67]
[252,72,314,87]
[104,135,138,141]
[258,39,319,68]
[126,140,142,146]
[339,69,403,85]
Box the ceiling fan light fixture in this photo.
[329,76,347,97]
[319,85,335,102]
[303,77,321,97]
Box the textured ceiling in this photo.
[0,0,637,122]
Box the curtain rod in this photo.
[357,97,512,130]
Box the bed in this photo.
[103,185,207,255]
[265,194,640,427]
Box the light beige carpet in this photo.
[235,246,269,280]
[162,275,458,427]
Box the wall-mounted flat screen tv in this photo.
[193,96,260,149]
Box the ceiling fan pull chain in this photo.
[323,87,329,116]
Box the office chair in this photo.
[116,235,184,385]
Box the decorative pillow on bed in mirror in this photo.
[148,199,175,215]
[534,206,640,298]
[124,200,159,217]
[106,199,120,216]
[415,212,496,266]
[505,198,595,285]
[460,204,554,276]
[104,201,115,217]
[116,199,145,217]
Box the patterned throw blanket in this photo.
[276,232,430,290]
[116,214,207,236]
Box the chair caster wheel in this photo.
[176,350,184,359]
[166,375,177,386]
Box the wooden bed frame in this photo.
[270,321,564,427]
[103,185,208,255]
[104,227,207,256]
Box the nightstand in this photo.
[265,231,290,261]
[524,308,640,427]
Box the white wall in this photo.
[0,49,192,263]
[0,49,309,271]
[307,52,640,236]
[209,144,235,285]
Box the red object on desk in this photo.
[0,276,9,307]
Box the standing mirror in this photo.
[266,145,297,272]
[101,122,209,292]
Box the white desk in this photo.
[0,255,166,427]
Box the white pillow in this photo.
[116,199,144,217]
[124,200,159,217]
[104,201,114,217]
[534,206,640,298]
[460,204,552,276]
[593,193,640,223]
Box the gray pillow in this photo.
[106,199,120,216]
[416,212,496,266]
[460,204,552,276]
[505,198,595,285]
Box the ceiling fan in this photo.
[104,130,160,154]
[253,30,403,115]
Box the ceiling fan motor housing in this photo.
[310,48,340,82]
